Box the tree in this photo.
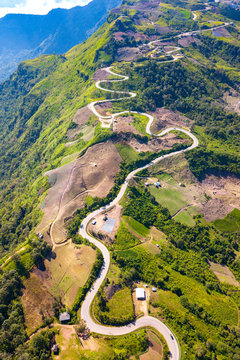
[75,320,87,335]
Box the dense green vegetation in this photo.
[93,286,135,325]
[118,59,240,148]
[196,35,240,67]
[107,330,148,358]
[0,20,114,256]
[123,186,237,265]
[186,147,240,179]
[114,222,141,249]
[112,184,240,359]
[214,208,240,233]
[0,271,26,357]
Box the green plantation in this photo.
[214,209,240,233]
[110,185,240,359]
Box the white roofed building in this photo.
[135,288,146,300]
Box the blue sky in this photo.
[0,0,91,17]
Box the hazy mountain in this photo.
[0,0,121,82]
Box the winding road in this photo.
[80,62,199,359]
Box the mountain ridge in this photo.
[0,0,122,82]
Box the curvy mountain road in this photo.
[80,62,199,359]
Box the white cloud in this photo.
[0,0,91,18]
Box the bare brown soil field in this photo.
[67,106,93,141]
[37,141,122,244]
[34,243,96,307]
[178,36,200,47]
[140,330,164,360]
[89,204,123,243]
[201,174,240,221]
[223,89,240,115]
[93,68,110,81]
[150,108,193,133]
[95,101,113,116]
[210,262,240,287]
[21,273,55,335]
[117,47,140,61]
[114,31,148,41]
[127,133,190,153]
[113,115,143,135]
[148,154,240,222]
[155,25,171,34]
[212,27,231,37]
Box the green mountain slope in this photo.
[0,0,240,358]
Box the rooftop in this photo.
[59,312,71,322]
[136,288,146,300]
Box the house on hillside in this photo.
[136,288,146,300]
[59,312,71,323]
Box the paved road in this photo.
[80,64,199,359]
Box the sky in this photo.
[0,0,91,18]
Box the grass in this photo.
[115,222,141,250]
[80,125,95,142]
[2,245,34,275]
[54,327,153,360]
[180,9,191,19]
[132,113,150,135]
[22,273,54,335]
[210,262,240,287]
[142,241,160,255]
[149,185,188,215]
[213,208,240,233]
[149,267,238,359]
[107,287,135,320]
[168,269,238,326]
[47,243,96,307]
[115,143,139,163]
[173,209,195,226]
[122,215,150,238]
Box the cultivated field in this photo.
[34,243,96,308]
[21,273,55,335]
[210,262,240,287]
[147,154,240,225]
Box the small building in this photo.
[136,288,146,300]
[154,182,161,188]
[152,287,157,292]
[59,312,71,323]
[92,219,97,225]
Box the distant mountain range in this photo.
[0,0,121,82]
